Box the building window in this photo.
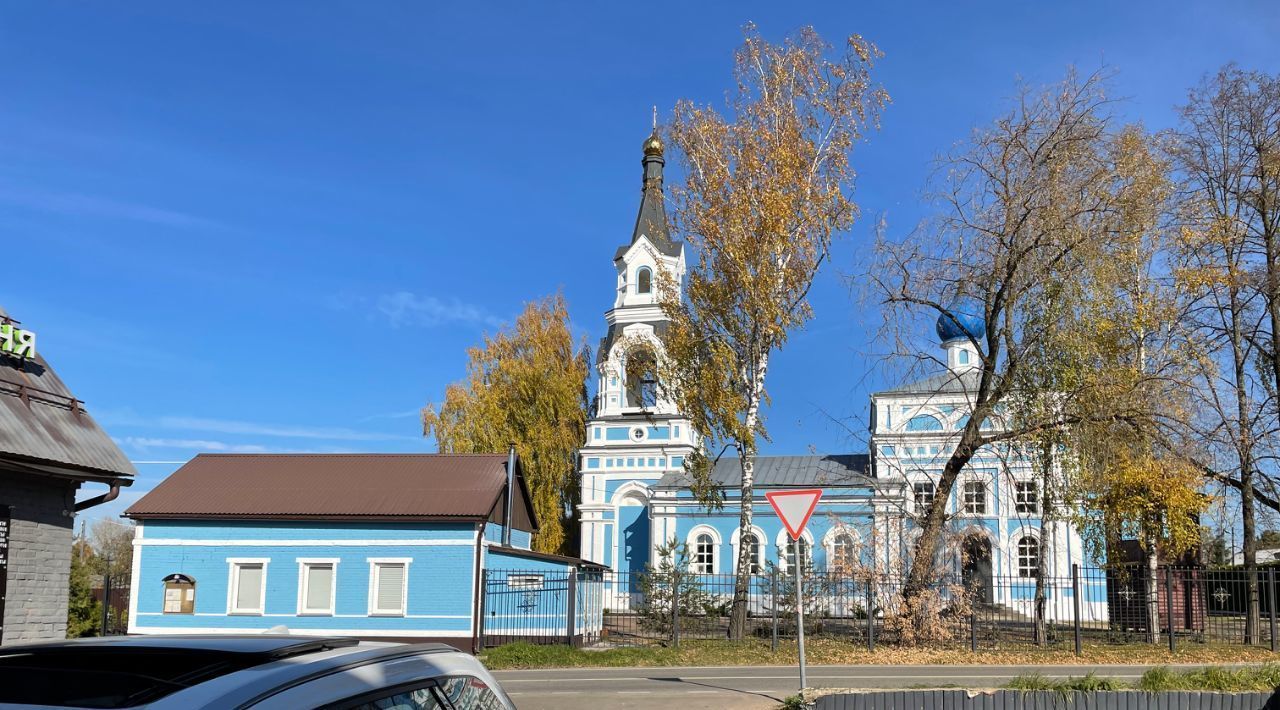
[958,349,969,365]
[636,266,653,294]
[298,560,337,615]
[913,481,936,510]
[161,574,195,614]
[228,560,267,615]
[740,532,763,575]
[962,481,986,515]
[626,346,659,409]
[692,533,715,574]
[1015,481,1039,514]
[830,532,857,575]
[369,560,409,616]
[782,538,810,572]
[1017,536,1039,578]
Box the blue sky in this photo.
[3,2,1276,524]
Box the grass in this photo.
[1004,664,1280,693]
[480,637,1280,670]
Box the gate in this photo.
[479,569,603,648]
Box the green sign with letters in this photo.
[0,324,36,359]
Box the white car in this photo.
[0,635,515,709]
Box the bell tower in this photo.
[577,129,696,576]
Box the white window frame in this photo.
[775,529,814,574]
[961,479,988,516]
[912,479,937,510]
[686,525,720,575]
[1016,535,1040,578]
[226,558,269,616]
[824,527,860,575]
[367,558,411,616]
[1014,480,1039,515]
[296,558,339,616]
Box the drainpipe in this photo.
[503,444,516,547]
[75,482,121,513]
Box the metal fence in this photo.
[481,565,1280,653]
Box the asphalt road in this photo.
[494,664,1231,710]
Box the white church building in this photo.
[577,131,1107,621]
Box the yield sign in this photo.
[765,489,823,540]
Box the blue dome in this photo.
[935,298,985,343]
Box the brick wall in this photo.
[1,470,78,645]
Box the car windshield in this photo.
[0,648,266,708]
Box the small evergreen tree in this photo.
[67,542,100,638]
[636,539,716,639]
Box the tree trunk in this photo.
[1227,282,1261,644]
[1033,442,1052,646]
[904,419,985,601]
[728,451,755,639]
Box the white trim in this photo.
[136,612,467,619]
[226,558,269,615]
[1010,527,1041,579]
[138,538,473,547]
[367,558,411,616]
[296,558,340,616]
[128,523,144,633]
[823,526,861,572]
[129,626,473,638]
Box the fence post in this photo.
[1270,568,1278,653]
[100,555,112,636]
[969,606,978,653]
[475,569,488,654]
[566,570,578,647]
[1072,564,1082,657]
[866,575,875,653]
[770,569,779,652]
[671,569,680,648]
[1165,567,1176,654]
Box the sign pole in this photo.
[793,533,807,692]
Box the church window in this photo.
[692,533,715,574]
[627,458,635,467]
[962,481,987,515]
[672,456,684,467]
[913,481,936,509]
[625,347,659,409]
[906,415,944,431]
[593,427,601,440]
[830,532,857,576]
[1017,536,1039,578]
[674,425,681,437]
[648,458,656,466]
[782,538,810,572]
[636,267,653,294]
[1015,481,1038,514]
[958,349,969,365]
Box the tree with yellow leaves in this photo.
[659,24,887,639]
[422,293,589,555]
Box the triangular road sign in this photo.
[765,489,823,540]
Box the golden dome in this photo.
[642,131,664,157]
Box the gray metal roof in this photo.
[0,309,135,480]
[874,368,987,396]
[656,454,875,489]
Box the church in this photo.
[577,131,1106,621]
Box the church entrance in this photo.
[962,535,993,605]
[618,501,650,600]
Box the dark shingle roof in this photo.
[655,454,875,489]
[125,453,536,531]
[0,308,134,480]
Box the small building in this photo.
[0,309,135,645]
[125,453,600,650]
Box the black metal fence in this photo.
[481,565,1280,653]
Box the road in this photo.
[494,664,1231,710]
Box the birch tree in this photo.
[873,69,1194,608]
[660,24,887,638]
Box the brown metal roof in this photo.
[0,307,135,481]
[125,453,536,531]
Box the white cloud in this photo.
[375,291,505,329]
[99,410,419,443]
[118,437,272,453]
[0,183,219,229]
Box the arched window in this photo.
[740,531,762,575]
[692,533,715,574]
[625,347,658,409]
[636,267,653,294]
[906,414,944,432]
[782,537,811,573]
[162,574,196,614]
[1017,536,1039,578]
[830,532,857,576]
